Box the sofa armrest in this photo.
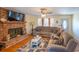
[66,39,78,52]
[47,44,69,52]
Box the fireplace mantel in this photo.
[1,21,26,28]
[2,21,26,24]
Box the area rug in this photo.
[16,38,49,52]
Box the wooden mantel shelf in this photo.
[1,21,26,24]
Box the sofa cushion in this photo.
[35,27,42,31]
[66,39,77,52]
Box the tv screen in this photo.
[8,10,15,21]
[15,13,24,21]
[8,10,24,21]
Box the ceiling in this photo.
[6,7,79,16]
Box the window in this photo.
[62,19,68,30]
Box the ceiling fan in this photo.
[40,8,53,18]
[40,8,52,14]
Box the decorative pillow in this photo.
[53,39,64,45]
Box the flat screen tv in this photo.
[8,10,25,21]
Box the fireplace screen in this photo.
[8,28,24,38]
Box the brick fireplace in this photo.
[0,21,26,41]
[0,8,27,49]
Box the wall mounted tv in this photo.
[8,10,25,21]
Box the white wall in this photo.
[73,14,79,39]
[25,15,38,34]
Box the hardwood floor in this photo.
[0,35,33,52]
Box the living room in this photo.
[0,7,79,52]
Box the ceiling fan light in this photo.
[41,14,46,18]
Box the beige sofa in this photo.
[33,32,78,52]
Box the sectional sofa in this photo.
[34,32,78,52]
